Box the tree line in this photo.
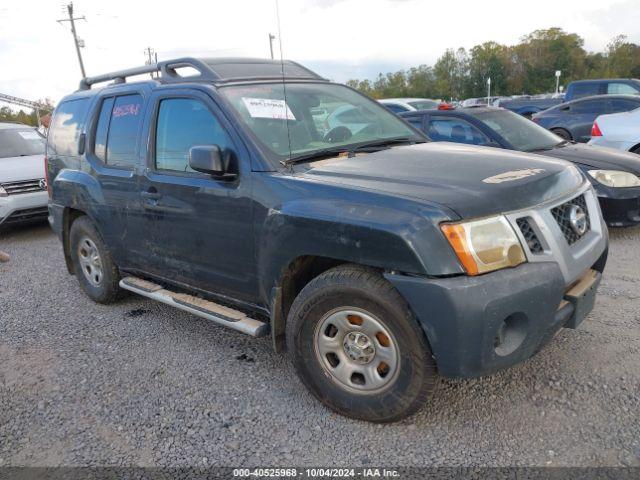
[346,28,640,100]
[0,99,54,127]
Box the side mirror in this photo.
[189,145,225,176]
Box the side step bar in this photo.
[119,276,269,337]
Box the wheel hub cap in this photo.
[343,331,375,364]
[314,308,400,393]
[78,237,103,287]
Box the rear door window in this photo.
[607,83,640,95]
[92,94,143,168]
[570,99,606,114]
[427,116,488,145]
[48,98,90,156]
[608,98,640,113]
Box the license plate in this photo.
[564,269,601,329]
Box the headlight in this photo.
[441,215,526,275]
[0,186,7,197]
[588,170,640,188]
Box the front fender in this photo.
[255,193,464,304]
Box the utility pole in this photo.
[57,3,86,78]
[144,47,157,78]
[268,33,276,60]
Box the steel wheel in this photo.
[77,236,103,287]
[314,307,400,393]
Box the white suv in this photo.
[0,123,48,227]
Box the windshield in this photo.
[219,83,422,161]
[0,128,46,159]
[408,100,438,110]
[473,110,562,151]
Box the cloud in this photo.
[0,0,637,104]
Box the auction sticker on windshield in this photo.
[18,130,42,140]
[242,97,296,120]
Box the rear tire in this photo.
[286,264,436,422]
[551,128,572,141]
[69,216,122,304]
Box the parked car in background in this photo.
[588,107,640,155]
[532,94,640,143]
[0,122,48,227]
[324,104,379,136]
[400,106,640,226]
[461,97,500,107]
[47,57,608,422]
[564,78,640,102]
[496,96,563,118]
[378,98,441,113]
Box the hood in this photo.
[301,143,583,219]
[541,142,640,174]
[0,154,46,183]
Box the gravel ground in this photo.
[0,222,639,468]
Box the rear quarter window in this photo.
[48,98,90,156]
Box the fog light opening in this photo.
[494,313,528,357]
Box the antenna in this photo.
[275,0,293,170]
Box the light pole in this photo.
[555,70,561,94]
[487,77,491,106]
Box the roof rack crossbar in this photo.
[78,57,220,90]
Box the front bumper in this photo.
[592,184,640,227]
[386,261,604,378]
[0,191,49,226]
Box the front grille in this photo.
[2,207,49,225]
[516,218,544,254]
[551,194,591,245]
[1,179,46,195]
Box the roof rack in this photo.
[78,57,220,90]
[78,57,326,91]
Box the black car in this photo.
[47,58,607,422]
[532,94,640,143]
[400,106,640,227]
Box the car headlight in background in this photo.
[0,186,7,197]
[588,170,640,188]
[441,216,526,275]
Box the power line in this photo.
[57,2,87,78]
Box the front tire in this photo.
[286,265,436,422]
[69,216,122,304]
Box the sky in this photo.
[0,0,639,106]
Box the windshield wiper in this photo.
[280,147,349,166]
[347,137,425,154]
[525,139,572,153]
[282,137,424,166]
